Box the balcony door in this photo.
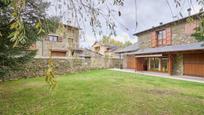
[148,57,168,73]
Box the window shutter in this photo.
[151,31,157,48]
[163,30,167,45]
[58,37,63,42]
[166,27,172,45]
[163,38,167,45]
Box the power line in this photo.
[135,0,138,31]
[165,0,175,20]
[178,0,186,18]
[188,0,195,12]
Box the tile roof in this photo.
[115,42,141,53]
[134,12,203,36]
[128,42,204,55]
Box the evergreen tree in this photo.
[192,18,204,41]
[0,0,54,80]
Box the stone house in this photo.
[117,12,204,77]
[32,24,79,58]
[74,48,103,59]
[91,42,120,58]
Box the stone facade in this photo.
[137,33,151,49]
[91,42,107,55]
[91,42,120,58]
[173,54,183,76]
[35,25,79,58]
[131,19,200,76]
[137,20,199,49]
[171,21,198,45]
[4,57,122,81]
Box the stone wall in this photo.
[137,33,151,49]
[35,25,79,58]
[173,54,183,76]
[3,57,122,81]
[171,21,198,45]
[137,20,199,49]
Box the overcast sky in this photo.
[47,0,202,48]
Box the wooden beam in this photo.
[168,54,174,75]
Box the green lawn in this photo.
[0,70,204,115]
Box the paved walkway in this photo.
[110,68,204,84]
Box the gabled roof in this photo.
[91,41,120,52]
[92,41,118,48]
[91,41,100,47]
[127,42,204,55]
[79,48,103,57]
[107,46,119,52]
[115,42,141,53]
[134,12,203,36]
[63,23,80,30]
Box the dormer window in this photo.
[157,29,166,46]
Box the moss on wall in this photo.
[173,54,183,76]
[4,58,122,81]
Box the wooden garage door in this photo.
[51,51,66,57]
[127,55,136,69]
[184,54,204,77]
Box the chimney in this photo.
[200,8,203,12]
[160,22,163,25]
[187,8,192,16]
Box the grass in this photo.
[0,69,204,115]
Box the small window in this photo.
[47,35,63,42]
[48,35,58,42]
[157,30,166,46]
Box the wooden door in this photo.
[184,54,204,77]
[135,58,145,71]
[51,51,66,57]
[127,55,136,69]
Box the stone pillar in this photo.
[173,54,183,76]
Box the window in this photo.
[48,35,58,42]
[68,28,74,37]
[149,58,160,71]
[149,57,168,72]
[47,35,63,42]
[161,58,168,72]
[157,30,166,46]
[68,38,74,47]
[94,47,100,52]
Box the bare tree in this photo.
[4,0,125,45]
[174,0,204,41]
[49,0,125,36]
